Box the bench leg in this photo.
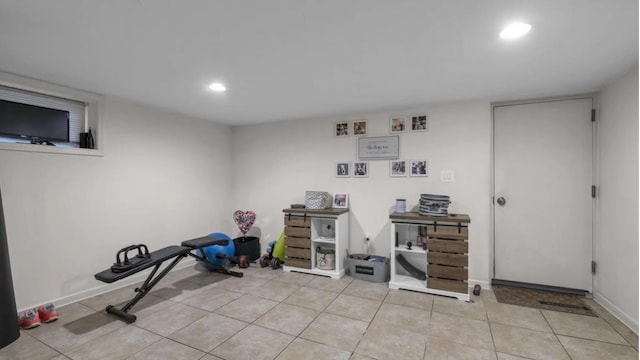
[104,254,187,323]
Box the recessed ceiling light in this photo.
[208,82,226,92]
[500,22,532,39]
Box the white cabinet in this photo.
[282,208,349,279]
[389,212,470,301]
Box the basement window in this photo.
[0,72,103,156]
[0,85,85,147]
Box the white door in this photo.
[494,98,593,292]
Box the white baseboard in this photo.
[19,260,197,313]
[593,290,638,335]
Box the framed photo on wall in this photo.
[353,161,369,178]
[390,116,407,133]
[353,120,367,136]
[410,114,428,132]
[335,121,350,137]
[390,160,407,177]
[336,162,351,177]
[410,159,429,177]
[333,193,349,208]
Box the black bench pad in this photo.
[95,245,190,283]
[181,236,228,249]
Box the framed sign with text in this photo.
[357,135,400,160]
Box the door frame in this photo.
[490,93,598,293]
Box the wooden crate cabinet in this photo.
[389,212,470,301]
[283,208,349,279]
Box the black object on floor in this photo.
[0,186,20,349]
[95,236,243,323]
[492,284,596,317]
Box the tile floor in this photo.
[1,264,637,360]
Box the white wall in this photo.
[3,68,636,333]
[595,65,639,332]
[0,96,234,310]
[232,102,492,286]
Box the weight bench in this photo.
[95,236,243,323]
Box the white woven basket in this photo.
[305,191,332,209]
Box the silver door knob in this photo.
[497,197,506,206]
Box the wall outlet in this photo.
[440,170,454,182]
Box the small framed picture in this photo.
[410,114,428,132]
[390,160,407,177]
[353,161,369,178]
[333,193,349,209]
[390,116,407,133]
[335,121,350,137]
[410,160,429,177]
[353,120,367,136]
[336,162,351,177]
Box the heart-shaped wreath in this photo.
[233,210,256,234]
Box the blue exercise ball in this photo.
[197,232,235,270]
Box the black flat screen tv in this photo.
[0,99,69,142]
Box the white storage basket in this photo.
[305,191,332,209]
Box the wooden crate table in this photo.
[389,212,470,301]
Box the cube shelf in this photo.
[389,212,471,301]
[282,208,349,279]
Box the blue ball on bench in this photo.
[197,232,235,270]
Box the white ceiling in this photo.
[0,1,637,126]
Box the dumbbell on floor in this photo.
[259,255,281,269]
